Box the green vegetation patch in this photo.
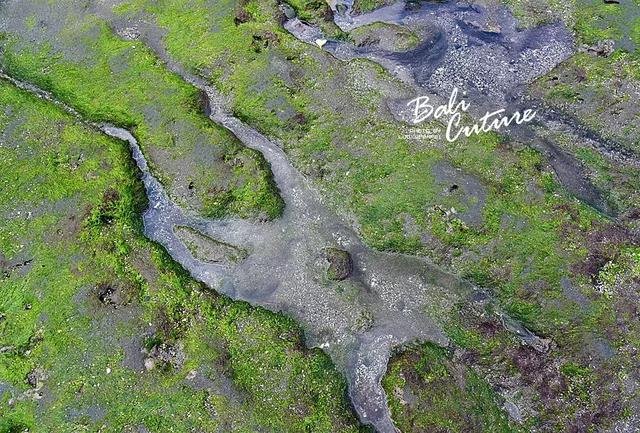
[0,79,361,433]
[350,22,421,51]
[382,343,518,433]
[0,4,283,220]
[574,0,640,49]
[353,0,395,14]
[501,0,575,27]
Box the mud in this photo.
[289,0,638,216]
[0,1,569,429]
[431,160,488,228]
[0,65,550,432]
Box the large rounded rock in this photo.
[323,248,353,281]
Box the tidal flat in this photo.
[1,1,640,433]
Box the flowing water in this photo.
[1,60,548,432]
[295,0,640,216]
[0,2,582,430]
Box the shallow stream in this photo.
[0,2,590,430]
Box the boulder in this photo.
[324,248,352,281]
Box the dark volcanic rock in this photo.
[324,248,353,281]
[148,342,186,370]
[26,367,46,389]
[97,283,118,306]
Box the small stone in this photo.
[26,367,46,389]
[280,4,296,20]
[144,358,155,371]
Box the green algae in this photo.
[1,0,639,431]
[0,79,362,433]
[0,12,283,221]
[382,343,518,433]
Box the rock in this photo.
[500,312,551,352]
[350,22,421,52]
[174,226,247,265]
[97,283,120,306]
[283,18,324,45]
[324,248,353,281]
[235,8,251,25]
[148,342,186,370]
[584,39,616,57]
[117,27,140,40]
[26,367,46,390]
[504,401,524,423]
[280,4,296,20]
[144,358,155,371]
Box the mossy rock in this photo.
[350,22,421,52]
[324,248,353,281]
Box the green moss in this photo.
[574,0,640,48]
[353,0,393,13]
[0,79,361,432]
[547,82,581,102]
[561,362,591,378]
[382,344,519,433]
[0,13,282,220]
[501,0,575,28]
